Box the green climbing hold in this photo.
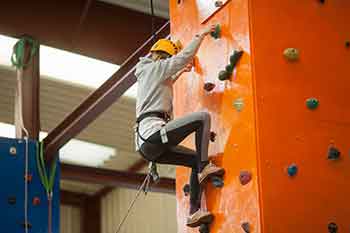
[230,50,244,68]
[210,24,221,39]
[306,98,319,110]
[218,70,230,81]
[225,63,234,74]
[233,98,244,112]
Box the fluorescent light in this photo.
[0,122,115,167]
[0,34,137,98]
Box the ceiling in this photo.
[99,0,169,18]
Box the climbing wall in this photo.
[170,0,350,233]
[0,137,60,233]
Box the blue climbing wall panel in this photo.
[0,137,60,233]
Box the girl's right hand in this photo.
[201,25,217,37]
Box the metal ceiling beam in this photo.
[0,0,166,64]
[61,163,175,194]
[43,21,170,162]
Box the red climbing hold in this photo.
[32,197,41,206]
[24,173,33,182]
[204,82,216,92]
[239,171,252,185]
[210,132,217,142]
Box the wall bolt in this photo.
[215,1,224,7]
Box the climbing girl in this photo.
[135,25,225,227]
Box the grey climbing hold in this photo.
[241,222,250,233]
[283,48,299,61]
[214,0,223,7]
[328,147,341,160]
[287,164,298,177]
[328,222,338,233]
[230,50,244,69]
[345,40,350,48]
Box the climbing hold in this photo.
[210,24,221,39]
[239,171,252,185]
[199,223,210,233]
[9,146,17,155]
[230,50,244,69]
[8,196,16,205]
[319,0,325,4]
[233,98,244,112]
[21,222,32,229]
[225,64,234,74]
[328,147,341,160]
[345,40,350,48]
[183,184,190,196]
[210,132,217,142]
[32,197,41,206]
[204,82,216,92]
[24,173,33,182]
[306,98,319,110]
[287,164,298,177]
[211,176,224,188]
[283,48,299,61]
[241,222,250,233]
[218,70,230,81]
[328,222,338,233]
[214,1,223,7]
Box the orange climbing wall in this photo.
[170,0,350,233]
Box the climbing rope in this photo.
[150,0,156,43]
[36,142,58,233]
[114,173,152,233]
[11,36,39,69]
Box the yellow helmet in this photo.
[150,39,182,56]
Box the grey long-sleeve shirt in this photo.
[134,36,203,150]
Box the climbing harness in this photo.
[11,36,39,69]
[36,142,58,233]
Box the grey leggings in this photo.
[140,111,211,214]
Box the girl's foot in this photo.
[198,162,225,185]
[186,209,213,228]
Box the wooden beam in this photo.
[128,159,148,173]
[82,194,101,233]
[0,0,166,64]
[60,190,89,207]
[61,163,175,194]
[14,37,40,139]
